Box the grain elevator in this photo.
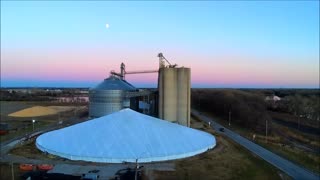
[157,53,191,126]
[89,53,191,127]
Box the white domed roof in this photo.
[36,109,216,163]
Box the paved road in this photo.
[1,116,87,154]
[192,110,320,180]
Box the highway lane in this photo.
[192,109,319,180]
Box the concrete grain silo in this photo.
[158,67,191,126]
[89,76,136,118]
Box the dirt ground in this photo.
[8,105,77,118]
[0,101,87,143]
[0,102,34,116]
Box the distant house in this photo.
[265,95,281,102]
[55,96,89,103]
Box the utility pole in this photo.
[265,119,268,143]
[135,159,138,180]
[228,110,231,126]
[11,163,14,180]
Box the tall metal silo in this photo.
[158,67,191,126]
[177,68,191,126]
[89,76,136,118]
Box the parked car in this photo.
[219,127,225,132]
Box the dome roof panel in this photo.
[92,76,136,91]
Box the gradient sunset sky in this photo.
[1,1,319,88]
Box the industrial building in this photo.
[35,53,215,164]
[88,53,191,127]
[89,77,157,118]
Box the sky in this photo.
[1,1,319,88]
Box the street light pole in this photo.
[32,119,35,131]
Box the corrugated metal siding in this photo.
[89,76,137,118]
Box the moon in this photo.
[105,23,110,29]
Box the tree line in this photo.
[192,89,271,134]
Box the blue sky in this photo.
[1,1,319,88]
